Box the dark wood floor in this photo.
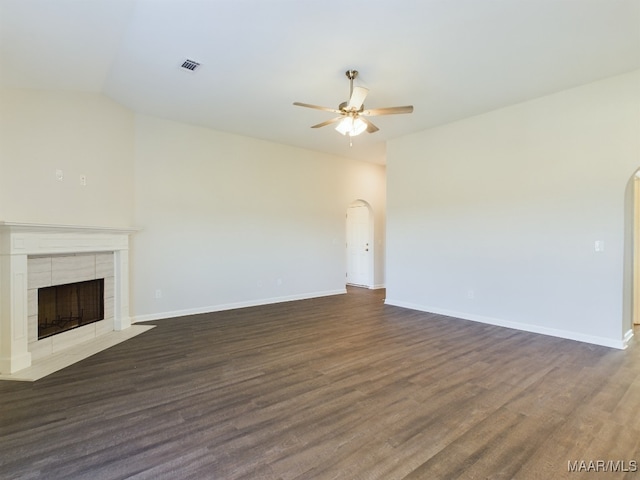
[1,287,639,479]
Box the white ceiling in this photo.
[1,0,639,164]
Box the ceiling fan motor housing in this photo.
[339,101,364,113]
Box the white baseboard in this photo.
[346,283,385,290]
[132,288,347,323]
[384,298,627,350]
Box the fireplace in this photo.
[38,279,105,339]
[0,222,137,374]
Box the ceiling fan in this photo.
[293,70,414,139]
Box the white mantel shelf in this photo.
[0,221,139,234]
[0,222,139,375]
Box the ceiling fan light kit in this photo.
[294,69,414,141]
[336,116,367,136]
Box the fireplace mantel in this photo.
[0,222,138,374]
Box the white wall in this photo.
[0,89,386,322]
[131,114,385,320]
[386,70,640,348]
[0,89,134,226]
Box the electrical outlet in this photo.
[467,289,475,299]
[80,174,87,186]
[56,169,64,181]
[155,289,162,299]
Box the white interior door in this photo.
[346,204,371,287]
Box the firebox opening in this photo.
[38,279,105,340]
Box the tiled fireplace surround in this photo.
[0,222,137,374]
[28,253,114,362]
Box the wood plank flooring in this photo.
[1,287,639,479]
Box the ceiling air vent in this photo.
[180,59,201,72]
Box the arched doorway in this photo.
[346,200,374,288]
[633,172,640,326]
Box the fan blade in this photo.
[293,102,341,114]
[360,117,379,133]
[362,105,414,116]
[347,86,369,110]
[311,116,343,128]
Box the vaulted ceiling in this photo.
[1,0,639,164]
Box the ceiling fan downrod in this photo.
[346,70,358,98]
